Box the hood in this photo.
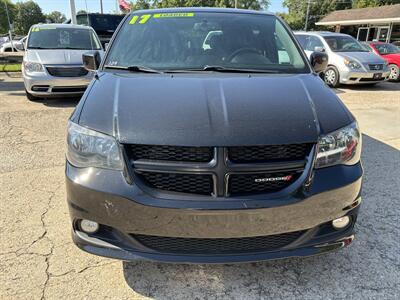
[381,53,400,64]
[338,51,386,65]
[78,73,353,147]
[25,49,95,65]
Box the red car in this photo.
[367,42,400,81]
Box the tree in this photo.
[13,1,45,35]
[45,11,66,23]
[353,0,399,8]
[130,0,151,10]
[0,0,16,35]
[281,0,352,30]
[77,10,87,15]
[151,0,270,10]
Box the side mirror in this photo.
[15,43,24,51]
[82,51,101,71]
[310,51,328,73]
[314,46,325,52]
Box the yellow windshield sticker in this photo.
[139,14,152,24]
[153,13,194,18]
[32,27,56,32]
[129,15,139,24]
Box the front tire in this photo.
[324,66,340,87]
[25,89,40,101]
[388,64,399,81]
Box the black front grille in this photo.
[228,144,312,163]
[133,231,305,254]
[51,86,87,93]
[126,144,213,162]
[228,171,300,196]
[138,172,213,195]
[46,66,88,77]
[368,64,383,71]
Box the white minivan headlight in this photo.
[315,122,361,168]
[66,121,123,170]
[24,61,44,73]
[344,59,361,69]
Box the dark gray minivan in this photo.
[66,8,362,263]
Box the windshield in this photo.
[104,12,309,73]
[323,36,368,52]
[373,43,400,55]
[27,26,102,50]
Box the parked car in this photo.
[66,13,125,46]
[295,31,390,87]
[66,8,362,264]
[22,24,104,100]
[366,42,400,81]
[0,36,27,52]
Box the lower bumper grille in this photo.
[132,231,305,254]
[228,171,300,196]
[137,172,213,195]
[51,86,87,93]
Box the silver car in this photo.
[22,24,103,100]
[295,31,390,87]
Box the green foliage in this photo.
[282,0,352,30]
[281,0,399,31]
[139,0,270,10]
[45,11,66,24]
[13,1,45,35]
[77,10,87,15]
[0,0,15,34]
[353,0,399,8]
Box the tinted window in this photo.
[373,43,400,54]
[323,35,367,52]
[105,12,309,73]
[28,26,102,50]
[90,15,124,32]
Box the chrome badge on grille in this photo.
[254,175,293,183]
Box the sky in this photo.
[10,0,287,18]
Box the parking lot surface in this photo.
[1,73,399,299]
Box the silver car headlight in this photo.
[344,59,361,70]
[66,121,123,170]
[23,61,44,73]
[315,122,361,168]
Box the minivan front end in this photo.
[65,8,363,263]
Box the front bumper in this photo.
[66,161,363,263]
[339,68,390,84]
[23,70,93,96]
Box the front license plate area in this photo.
[373,73,382,79]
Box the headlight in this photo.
[344,59,361,69]
[315,122,361,168]
[24,61,44,73]
[66,121,123,170]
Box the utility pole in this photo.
[4,1,14,52]
[100,0,103,14]
[304,0,311,31]
[235,0,238,9]
[69,0,77,24]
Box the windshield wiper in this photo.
[201,65,279,73]
[104,65,162,74]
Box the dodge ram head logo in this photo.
[255,175,293,183]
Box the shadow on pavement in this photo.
[0,80,25,92]
[336,81,400,92]
[122,135,399,299]
[37,97,80,107]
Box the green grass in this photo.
[0,64,22,72]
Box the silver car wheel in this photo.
[325,69,336,85]
[389,65,399,81]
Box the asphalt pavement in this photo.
[0,73,399,299]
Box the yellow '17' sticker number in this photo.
[129,13,194,25]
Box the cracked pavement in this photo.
[0,74,399,299]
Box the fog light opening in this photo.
[80,219,99,234]
[332,216,350,230]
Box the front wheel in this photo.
[324,66,340,87]
[388,64,399,81]
[25,89,40,101]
